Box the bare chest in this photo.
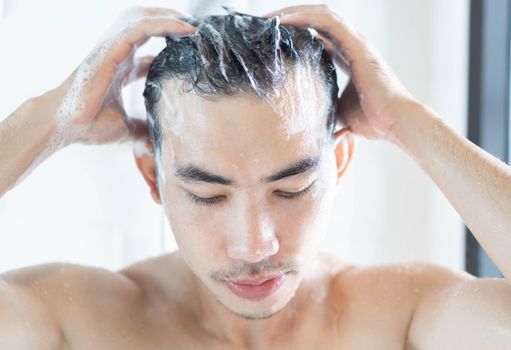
[65,304,408,350]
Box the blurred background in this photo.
[0,0,508,276]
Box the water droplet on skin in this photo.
[64,282,70,288]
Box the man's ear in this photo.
[333,128,355,186]
[133,139,162,205]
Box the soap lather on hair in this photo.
[143,7,338,155]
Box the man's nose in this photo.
[226,203,279,263]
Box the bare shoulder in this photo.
[2,262,143,324]
[0,262,141,349]
[3,262,141,301]
[406,267,511,349]
[335,261,477,316]
[326,259,485,348]
[343,261,511,349]
[10,262,146,316]
[118,252,190,304]
[333,260,474,292]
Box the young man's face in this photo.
[139,77,348,320]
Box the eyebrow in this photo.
[172,155,321,186]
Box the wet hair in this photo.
[143,9,338,155]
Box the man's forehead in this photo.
[156,64,330,136]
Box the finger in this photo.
[265,5,364,65]
[100,7,196,66]
[313,32,334,55]
[126,118,150,141]
[124,55,155,85]
[78,106,129,144]
[278,13,361,62]
[133,7,189,19]
[264,4,332,18]
[272,7,390,76]
[77,10,195,114]
[335,81,363,127]
[109,16,196,65]
[313,33,351,74]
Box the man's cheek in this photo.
[285,199,331,249]
[167,204,224,254]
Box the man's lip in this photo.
[225,274,287,300]
[228,274,284,285]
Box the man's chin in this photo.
[211,279,299,321]
[214,293,289,321]
[231,306,286,321]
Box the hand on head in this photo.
[50,7,196,147]
[265,4,419,143]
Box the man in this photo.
[0,4,510,349]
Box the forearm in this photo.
[0,95,59,197]
[392,102,511,279]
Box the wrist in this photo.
[28,92,64,152]
[385,99,437,148]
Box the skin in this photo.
[1,4,511,350]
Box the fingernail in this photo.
[279,13,296,20]
[184,23,197,31]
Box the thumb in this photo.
[335,80,364,128]
[126,118,150,141]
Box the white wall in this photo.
[0,0,469,272]
[311,0,469,269]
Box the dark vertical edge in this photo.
[465,0,483,276]
[465,0,510,277]
[507,0,511,164]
